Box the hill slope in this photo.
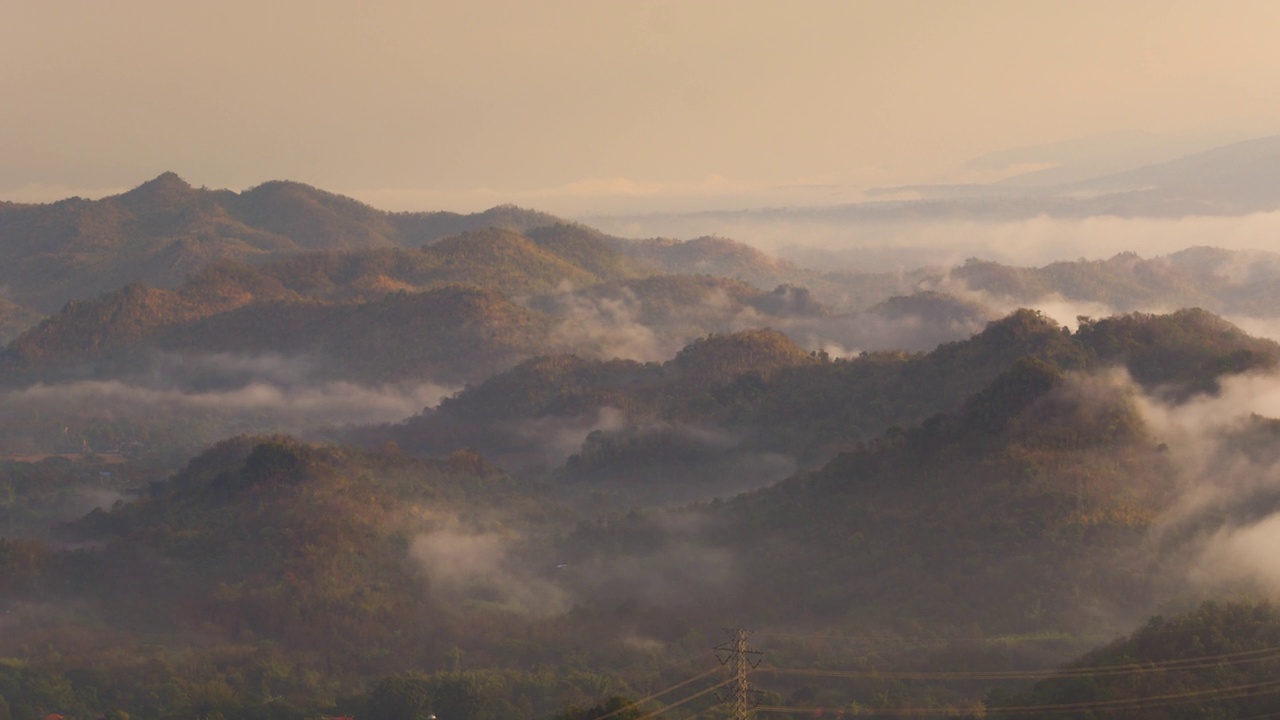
[1000,600,1280,719]
[0,173,562,312]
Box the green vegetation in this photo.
[1078,307,1279,396]
[993,601,1280,719]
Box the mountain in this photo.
[3,282,553,385]
[18,173,1280,720]
[585,135,1280,252]
[945,247,1280,319]
[0,298,41,345]
[870,134,1280,214]
[604,234,907,310]
[556,323,1280,645]
[4,307,1280,719]
[0,229,862,463]
[695,355,1162,631]
[0,435,592,712]
[169,286,555,383]
[0,173,562,313]
[865,291,989,326]
[0,220,651,379]
[1056,135,1280,209]
[0,222,882,389]
[613,235,793,281]
[358,308,1278,505]
[997,600,1280,719]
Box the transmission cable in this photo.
[756,644,1280,681]
[594,665,727,720]
[752,678,1280,716]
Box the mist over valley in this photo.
[9,4,1280,715]
[5,162,1280,719]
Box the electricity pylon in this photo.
[715,628,764,720]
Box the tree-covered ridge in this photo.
[665,329,818,389]
[608,234,921,312]
[358,329,817,481]
[0,173,562,313]
[561,355,1167,633]
[363,308,1280,489]
[422,228,609,292]
[0,435,732,720]
[949,246,1280,317]
[997,600,1280,719]
[865,290,988,325]
[2,436,564,672]
[200,223,649,306]
[0,219,648,379]
[0,222,862,388]
[542,311,1280,656]
[614,235,794,280]
[14,173,1280,332]
[3,283,553,385]
[172,286,555,383]
[1077,307,1279,395]
[0,298,41,346]
[4,268,298,366]
[524,224,653,281]
[1,307,1279,718]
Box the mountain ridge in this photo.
[0,173,563,313]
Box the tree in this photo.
[365,676,433,720]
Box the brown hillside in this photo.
[0,174,563,312]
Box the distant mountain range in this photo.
[884,134,1280,207]
[7,173,1280,400]
[583,134,1280,263]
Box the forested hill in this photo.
[0,298,42,345]
[3,308,1280,719]
[13,174,1280,352]
[356,308,1278,512]
[995,601,1280,719]
[0,173,892,322]
[553,314,1280,640]
[941,246,1280,317]
[0,435,592,718]
[0,172,560,313]
[0,235,847,386]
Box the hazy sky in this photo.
[4,0,1280,214]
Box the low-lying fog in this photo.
[589,211,1280,272]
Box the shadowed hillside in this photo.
[359,309,1280,505]
[995,600,1280,719]
[2,308,1280,719]
[0,298,41,345]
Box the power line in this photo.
[752,679,1280,717]
[972,678,1280,716]
[756,644,1280,681]
[755,624,1274,643]
[1233,712,1280,720]
[594,666,727,720]
[596,634,1280,720]
[632,681,730,720]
